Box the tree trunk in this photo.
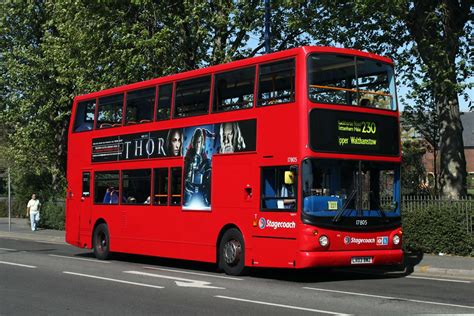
[438,91,467,198]
[433,148,438,194]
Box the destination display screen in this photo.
[309,109,399,156]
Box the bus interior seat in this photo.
[360,98,371,107]
[263,174,277,209]
[99,123,113,129]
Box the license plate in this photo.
[351,257,373,264]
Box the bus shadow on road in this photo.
[75,251,220,273]
[73,250,424,283]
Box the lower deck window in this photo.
[153,168,169,205]
[261,166,297,211]
[122,169,151,204]
[94,171,120,204]
[171,167,182,205]
[302,159,399,216]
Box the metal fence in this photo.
[402,195,474,235]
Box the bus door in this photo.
[252,165,298,268]
[79,170,92,242]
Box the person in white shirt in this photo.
[26,193,41,231]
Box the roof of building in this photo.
[461,112,474,148]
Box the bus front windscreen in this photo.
[302,159,400,222]
[308,54,396,110]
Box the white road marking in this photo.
[49,254,110,263]
[0,260,36,269]
[407,275,471,284]
[215,295,349,315]
[143,266,243,281]
[63,271,164,289]
[0,247,16,251]
[303,287,474,310]
[124,270,224,289]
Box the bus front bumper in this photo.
[297,249,403,268]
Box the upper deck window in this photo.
[308,54,396,110]
[97,94,124,129]
[257,59,295,106]
[125,87,155,125]
[174,76,211,118]
[213,66,255,112]
[157,84,172,121]
[73,99,96,132]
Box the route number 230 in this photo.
[362,122,376,134]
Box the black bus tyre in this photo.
[219,228,247,276]
[93,223,110,260]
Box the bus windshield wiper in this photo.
[332,189,357,223]
[377,206,387,220]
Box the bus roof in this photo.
[74,46,394,102]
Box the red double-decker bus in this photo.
[66,46,402,275]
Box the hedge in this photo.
[0,199,24,218]
[402,205,473,256]
[38,202,65,230]
[0,199,65,230]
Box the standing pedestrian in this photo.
[26,193,41,231]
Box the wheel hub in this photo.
[223,239,241,266]
[98,232,107,251]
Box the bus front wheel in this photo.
[219,228,247,276]
[93,223,110,260]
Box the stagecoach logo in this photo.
[344,236,351,245]
[258,218,296,230]
[344,236,376,245]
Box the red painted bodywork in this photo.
[65,46,403,269]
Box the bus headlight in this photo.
[319,235,329,247]
[392,235,400,245]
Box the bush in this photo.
[39,202,65,230]
[402,205,473,256]
[0,198,26,218]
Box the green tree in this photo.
[402,80,441,194]
[3,0,471,202]
[401,140,427,195]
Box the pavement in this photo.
[1,217,473,279]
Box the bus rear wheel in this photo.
[93,223,110,260]
[219,228,247,276]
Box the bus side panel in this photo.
[65,160,81,247]
[65,192,80,247]
[251,237,297,268]
[213,157,258,266]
